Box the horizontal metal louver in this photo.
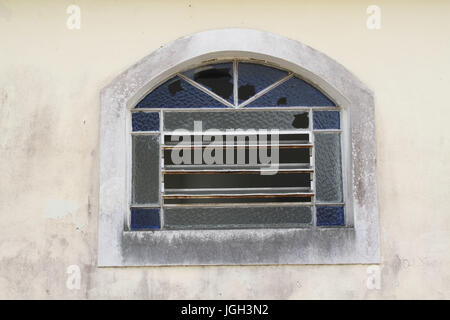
[161,132,314,207]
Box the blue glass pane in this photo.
[313,111,340,129]
[238,62,287,103]
[246,76,335,107]
[316,206,344,226]
[182,63,234,103]
[132,112,160,131]
[130,208,160,230]
[135,76,227,108]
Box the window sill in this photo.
[99,226,378,266]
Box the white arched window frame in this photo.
[98,29,380,266]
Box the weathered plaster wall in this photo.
[0,0,449,299]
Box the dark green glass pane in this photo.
[164,206,312,229]
[314,133,343,202]
[164,110,309,131]
[132,135,160,205]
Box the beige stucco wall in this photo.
[0,0,449,299]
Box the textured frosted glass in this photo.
[130,208,160,230]
[132,135,160,204]
[246,76,335,107]
[135,76,227,108]
[164,206,312,229]
[164,110,309,131]
[316,206,344,226]
[238,62,287,103]
[182,63,234,103]
[313,111,340,129]
[132,112,160,131]
[314,133,343,202]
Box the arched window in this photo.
[99,29,379,266]
[130,60,344,230]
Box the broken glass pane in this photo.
[163,110,309,131]
[246,76,335,107]
[183,63,234,103]
[135,76,227,108]
[238,62,287,103]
